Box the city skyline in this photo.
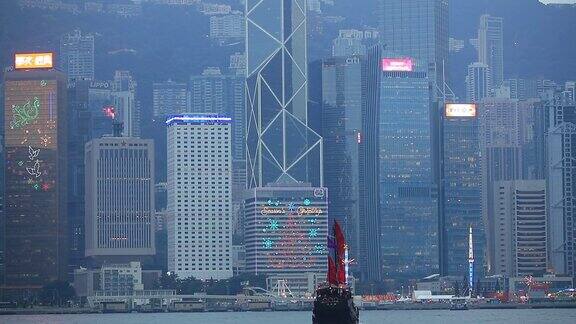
[0,0,575,312]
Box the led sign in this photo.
[445,103,477,118]
[382,58,413,72]
[15,53,54,70]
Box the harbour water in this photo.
[3,309,576,324]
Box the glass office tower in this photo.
[441,105,485,278]
[367,47,438,279]
[246,0,322,188]
[320,56,381,281]
[378,0,449,93]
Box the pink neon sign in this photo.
[381,58,414,72]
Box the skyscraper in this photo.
[60,30,95,83]
[2,58,68,296]
[189,67,245,161]
[152,80,189,118]
[367,47,438,278]
[111,71,139,137]
[493,180,547,277]
[84,136,155,263]
[466,62,491,102]
[166,114,233,280]
[320,56,380,281]
[378,0,449,94]
[547,94,576,277]
[479,98,523,274]
[246,0,323,188]
[440,104,485,278]
[67,79,92,274]
[478,15,504,90]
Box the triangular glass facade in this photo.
[246,0,322,188]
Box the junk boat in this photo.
[312,221,359,324]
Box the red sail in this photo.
[334,221,347,284]
[327,256,338,285]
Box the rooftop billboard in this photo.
[14,53,54,70]
[381,58,413,72]
[445,103,477,118]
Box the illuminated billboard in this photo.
[445,103,477,118]
[5,79,59,191]
[382,58,413,72]
[14,52,54,70]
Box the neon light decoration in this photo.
[102,106,116,119]
[268,219,280,230]
[165,114,232,126]
[263,238,274,249]
[381,58,414,72]
[308,228,318,237]
[10,97,40,129]
[258,196,327,271]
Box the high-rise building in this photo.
[479,98,523,274]
[502,78,540,101]
[60,30,95,83]
[378,0,449,94]
[440,104,485,278]
[478,15,504,90]
[111,71,139,137]
[189,67,245,161]
[209,12,245,44]
[246,0,322,188]
[466,62,491,102]
[244,185,328,276]
[166,114,233,280]
[2,64,68,296]
[84,136,155,262]
[229,52,246,75]
[0,81,4,284]
[67,79,93,274]
[152,80,189,118]
[493,180,547,277]
[332,37,366,57]
[366,47,438,278]
[320,56,380,281]
[547,94,576,277]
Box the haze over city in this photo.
[0,1,575,323]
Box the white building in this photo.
[85,137,156,260]
[478,14,504,89]
[493,180,547,277]
[100,262,144,296]
[60,29,94,83]
[466,62,491,102]
[166,114,233,280]
[152,80,189,118]
[209,12,244,43]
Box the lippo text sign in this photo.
[445,103,477,118]
[381,58,413,72]
[15,53,54,70]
